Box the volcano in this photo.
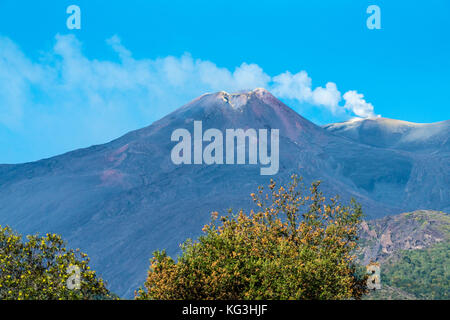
[0,88,448,297]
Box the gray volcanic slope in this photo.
[0,89,448,297]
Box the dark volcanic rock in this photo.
[358,210,449,264]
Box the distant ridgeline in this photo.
[358,210,449,300]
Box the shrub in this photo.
[136,175,368,300]
[0,226,113,300]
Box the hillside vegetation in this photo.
[360,210,449,300]
[381,242,449,299]
[0,226,113,300]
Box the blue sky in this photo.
[0,0,449,163]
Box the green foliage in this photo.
[136,175,368,300]
[363,284,417,300]
[382,242,449,300]
[0,225,114,300]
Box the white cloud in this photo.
[0,34,378,162]
[311,82,341,111]
[270,72,360,116]
[0,36,45,128]
[271,71,313,101]
[232,63,271,91]
[343,90,378,118]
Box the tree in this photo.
[136,175,368,300]
[0,226,113,300]
[382,242,449,299]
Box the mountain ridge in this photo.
[323,117,450,150]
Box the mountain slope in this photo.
[359,210,449,299]
[323,117,450,151]
[0,89,448,296]
[358,210,449,264]
[324,117,450,212]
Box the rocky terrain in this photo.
[359,210,449,299]
[358,210,449,264]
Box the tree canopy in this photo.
[136,175,368,300]
[0,226,113,300]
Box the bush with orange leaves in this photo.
[136,175,368,300]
